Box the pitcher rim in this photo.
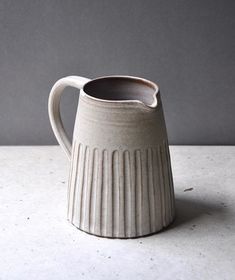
[81,75,159,109]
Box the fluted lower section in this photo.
[67,142,175,238]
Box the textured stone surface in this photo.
[0,146,234,279]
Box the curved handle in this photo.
[48,76,91,160]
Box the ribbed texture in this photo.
[67,142,175,238]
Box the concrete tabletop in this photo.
[0,146,234,280]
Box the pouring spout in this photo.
[147,89,158,109]
[82,75,159,110]
[132,77,159,110]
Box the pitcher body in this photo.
[49,75,175,238]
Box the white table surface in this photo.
[0,146,234,280]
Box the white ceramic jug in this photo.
[48,75,175,238]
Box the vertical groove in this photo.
[160,145,168,226]
[130,151,137,236]
[135,150,143,235]
[71,143,82,224]
[124,150,131,237]
[83,146,92,231]
[78,146,88,227]
[87,147,95,232]
[100,151,104,235]
[160,145,168,227]
[165,142,175,219]
[67,141,76,219]
[147,148,156,232]
[94,149,103,235]
[119,151,125,237]
[93,149,100,234]
[153,147,163,229]
[162,143,171,225]
[90,149,98,233]
[106,151,113,236]
[101,150,108,236]
[165,142,173,221]
[158,146,166,227]
[112,151,119,237]
[80,146,90,228]
[141,149,150,234]
[163,142,170,220]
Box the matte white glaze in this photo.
[48,75,175,238]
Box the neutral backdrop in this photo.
[0,0,234,145]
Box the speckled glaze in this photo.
[48,75,175,238]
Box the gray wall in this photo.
[0,0,234,145]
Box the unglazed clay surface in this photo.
[48,75,175,238]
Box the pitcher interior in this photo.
[83,76,157,106]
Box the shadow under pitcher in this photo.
[48,75,175,238]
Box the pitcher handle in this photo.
[48,76,91,160]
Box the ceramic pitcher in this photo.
[48,75,175,238]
